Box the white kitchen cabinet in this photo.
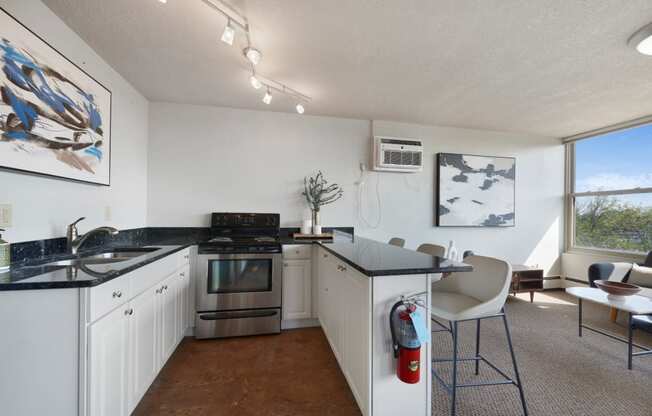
[128,285,159,411]
[317,249,332,331]
[282,259,312,320]
[316,247,371,416]
[159,272,179,366]
[342,267,370,415]
[85,248,191,416]
[281,244,317,329]
[176,264,191,339]
[88,304,130,416]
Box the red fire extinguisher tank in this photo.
[390,302,421,384]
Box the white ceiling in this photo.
[43,0,652,138]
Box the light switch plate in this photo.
[0,204,12,228]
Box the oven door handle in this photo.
[199,310,279,320]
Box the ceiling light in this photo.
[296,103,305,114]
[629,22,652,55]
[158,0,167,3]
[221,19,235,46]
[262,88,272,105]
[244,47,262,65]
[250,75,262,89]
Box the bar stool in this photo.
[417,243,446,282]
[416,243,446,257]
[388,237,406,247]
[430,255,528,416]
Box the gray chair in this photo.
[416,243,446,257]
[388,237,405,248]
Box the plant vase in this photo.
[312,210,322,235]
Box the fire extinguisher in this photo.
[389,301,421,384]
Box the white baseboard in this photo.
[281,318,320,330]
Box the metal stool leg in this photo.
[475,319,481,375]
[451,320,458,416]
[501,311,528,416]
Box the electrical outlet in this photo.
[0,204,12,228]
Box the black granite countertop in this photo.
[0,225,469,289]
[0,245,190,291]
[316,236,472,276]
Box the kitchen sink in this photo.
[32,247,161,268]
[81,247,160,261]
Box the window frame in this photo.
[564,118,652,259]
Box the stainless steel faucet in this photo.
[67,217,119,255]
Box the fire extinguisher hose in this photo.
[389,300,404,359]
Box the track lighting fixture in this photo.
[262,88,273,105]
[202,0,311,112]
[250,75,262,89]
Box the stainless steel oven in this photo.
[196,252,282,312]
[195,212,283,339]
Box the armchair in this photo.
[587,251,652,328]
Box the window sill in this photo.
[565,246,647,262]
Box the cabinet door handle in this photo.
[112,290,122,298]
[323,254,328,258]
[124,308,133,316]
[163,285,168,291]
[180,272,186,277]
[184,255,189,259]
[283,262,289,267]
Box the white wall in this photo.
[148,103,565,275]
[0,0,149,242]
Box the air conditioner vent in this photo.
[373,136,423,172]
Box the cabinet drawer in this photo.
[283,244,312,259]
[87,274,131,323]
[130,252,178,297]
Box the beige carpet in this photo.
[431,290,652,416]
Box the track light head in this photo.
[262,88,272,104]
[221,19,235,45]
[244,47,262,65]
[250,75,262,89]
[296,103,305,114]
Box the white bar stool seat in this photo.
[430,255,528,416]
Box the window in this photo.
[567,122,652,254]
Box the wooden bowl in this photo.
[594,280,641,297]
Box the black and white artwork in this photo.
[437,153,515,227]
[0,8,111,185]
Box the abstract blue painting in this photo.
[0,8,111,185]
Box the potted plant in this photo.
[302,171,343,234]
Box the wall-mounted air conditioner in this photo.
[372,136,423,172]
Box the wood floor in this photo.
[134,327,362,416]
